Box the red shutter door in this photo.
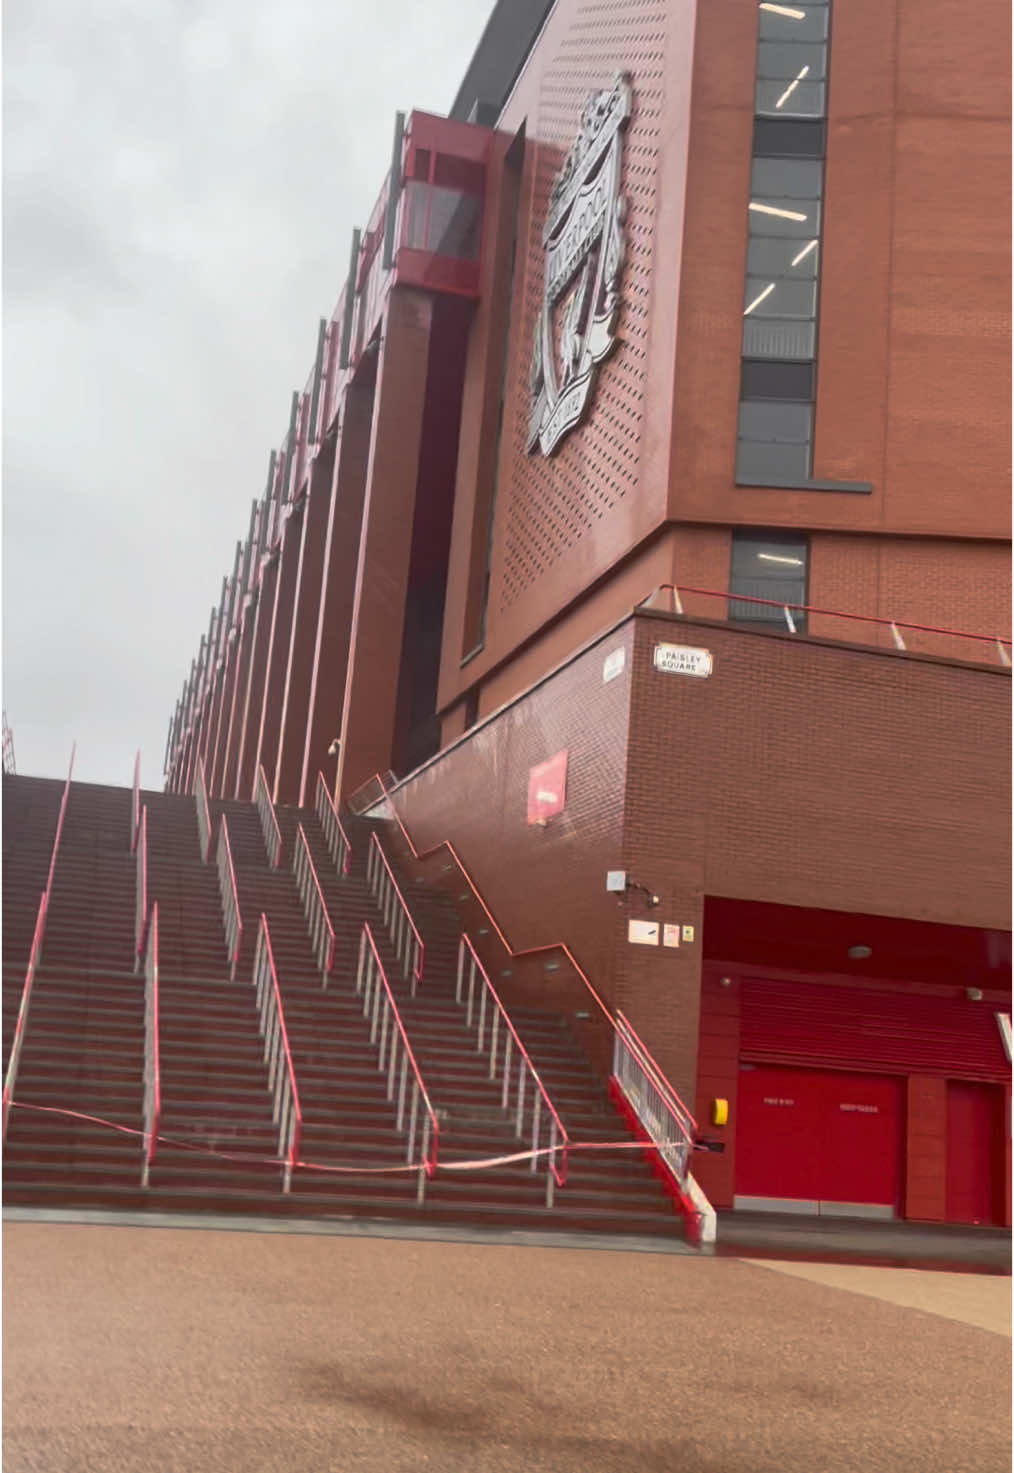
[740,978,1010,1081]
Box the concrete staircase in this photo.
[2,773,687,1241]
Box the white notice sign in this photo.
[628,920,660,946]
[603,647,626,683]
[653,643,713,678]
[662,924,680,949]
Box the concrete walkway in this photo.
[3,1221,1011,1472]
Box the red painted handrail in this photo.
[134,805,148,970]
[293,823,335,978]
[357,921,439,1196]
[255,764,282,868]
[613,1013,692,1137]
[193,754,212,863]
[253,914,302,1191]
[360,771,613,1019]
[2,891,48,1142]
[649,583,1012,657]
[458,933,569,1199]
[141,902,160,1188]
[350,772,706,1172]
[314,770,351,875]
[45,742,76,897]
[130,750,141,853]
[366,831,424,990]
[216,815,243,980]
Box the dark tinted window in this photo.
[753,118,826,157]
[741,359,816,400]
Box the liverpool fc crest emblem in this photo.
[528,73,632,457]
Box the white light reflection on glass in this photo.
[749,202,809,221]
[759,3,807,16]
[791,239,819,266]
[744,283,777,316]
[775,65,810,109]
[758,553,804,565]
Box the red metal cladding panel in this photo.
[736,1065,904,1208]
[739,978,1011,1083]
[945,1081,1008,1226]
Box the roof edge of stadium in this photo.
[449,0,556,124]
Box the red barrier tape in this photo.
[6,1101,682,1177]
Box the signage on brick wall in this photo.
[527,749,568,825]
[662,924,680,948]
[602,647,626,683]
[628,919,660,946]
[653,643,713,678]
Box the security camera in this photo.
[327,738,341,757]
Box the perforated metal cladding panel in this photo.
[500,2,668,612]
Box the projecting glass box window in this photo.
[729,532,808,631]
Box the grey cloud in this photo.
[3,0,493,784]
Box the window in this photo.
[729,532,808,630]
[738,0,831,487]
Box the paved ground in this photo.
[3,1221,1011,1473]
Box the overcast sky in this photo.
[3,0,493,787]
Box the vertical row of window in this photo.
[736,1,830,485]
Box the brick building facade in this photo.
[164,0,1011,1226]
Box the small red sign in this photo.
[527,750,568,825]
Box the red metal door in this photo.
[736,1064,903,1210]
[817,1072,903,1209]
[946,1081,1005,1225]
[735,1065,822,1204]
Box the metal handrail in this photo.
[456,934,569,1205]
[130,750,141,852]
[141,902,160,1188]
[134,805,148,972]
[255,764,282,868]
[314,771,351,875]
[351,773,705,1189]
[45,742,76,897]
[216,816,243,981]
[252,915,302,1192]
[293,823,335,982]
[193,754,212,863]
[366,832,424,992]
[646,583,1013,663]
[2,891,48,1142]
[356,922,439,1202]
[612,1010,697,1187]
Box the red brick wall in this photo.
[436,0,1009,740]
[396,622,636,998]
[628,611,1011,932]
[391,606,1010,1119]
[438,0,699,708]
[671,0,1011,542]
